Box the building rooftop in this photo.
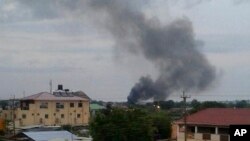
[73,91,91,100]
[21,130,77,141]
[22,92,89,101]
[90,103,105,110]
[176,108,250,126]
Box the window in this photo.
[21,102,29,110]
[78,102,82,107]
[70,103,74,108]
[40,102,48,109]
[56,103,64,109]
[198,127,215,134]
[45,114,49,119]
[187,126,195,133]
[77,114,81,118]
[22,114,26,119]
[61,114,64,118]
[218,128,229,134]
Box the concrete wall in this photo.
[0,100,90,127]
[177,132,223,141]
[176,125,229,141]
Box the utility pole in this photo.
[181,91,190,141]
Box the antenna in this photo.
[50,80,52,94]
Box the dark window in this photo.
[187,126,195,133]
[203,133,211,140]
[218,128,229,134]
[56,103,64,109]
[198,127,215,134]
[32,113,34,116]
[70,103,74,108]
[40,102,48,109]
[22,114,26,119]
[37,113,40,116]
[78,102,82,107]
[45,114,49,119]
[77,114,81,118]
[61,114,64,118]
[21,102,29,110]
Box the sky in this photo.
[0,0,250,101]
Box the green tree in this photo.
[90,108,154,141]
[200,101,226,109]
[190,99,201,109]
[235,100,248,108]
[150,111,171,140]
[159,100,175,109]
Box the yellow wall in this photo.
[0,100,90,127]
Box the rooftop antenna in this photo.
[50,80,53,94]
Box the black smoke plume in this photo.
[88,0,216,104]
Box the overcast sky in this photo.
[1,0,250,101]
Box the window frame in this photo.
[56,102,64,109]
[78,102,83,107]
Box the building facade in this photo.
[0,85,90,127]
[175,108,250,141]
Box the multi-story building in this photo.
[175,108,250,141]
[0,85,90,127]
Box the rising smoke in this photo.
[3,0,217,103]
[88,0,216,103]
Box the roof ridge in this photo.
[33,92,50,99]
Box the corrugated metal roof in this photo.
[23,130,77,141]
[90,104,105,110]
[22,92,88,101]
[176,108,250,126]
[73,91,91,100]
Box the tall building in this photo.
[0,85,90,127]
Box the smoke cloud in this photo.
[88,0,216,103]
[2,0,218,102]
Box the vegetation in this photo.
[150,99,250,111]
[150,111,171,139]
[89,108,172,141]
